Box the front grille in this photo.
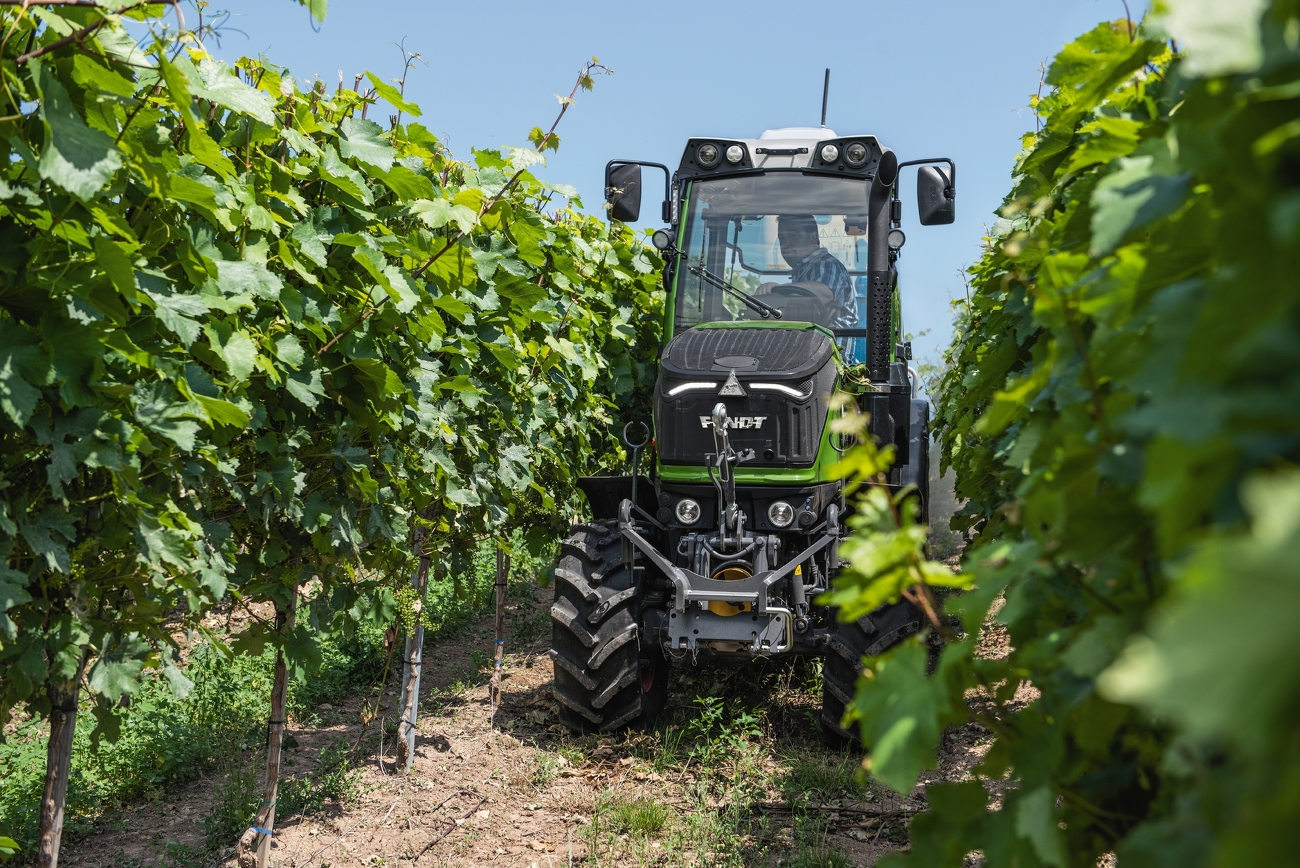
[656,328,837,469]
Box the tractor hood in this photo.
[655,324,837,469]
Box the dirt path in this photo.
[60,580,996,868]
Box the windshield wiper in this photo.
[688,264,783,320]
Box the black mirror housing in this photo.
[605,162,642,223]
[917,165,955,225]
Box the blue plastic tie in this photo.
[251,825,274,836]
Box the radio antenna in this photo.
[820,68,830,128]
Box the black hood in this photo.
[660,325,834,380]
[655,325,837,469]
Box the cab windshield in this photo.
[675,172,870,361]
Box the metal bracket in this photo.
[667,607,791,655]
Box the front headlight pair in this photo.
[672,498,795,528]
[696,142,745,168]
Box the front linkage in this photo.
[619,403,839,657]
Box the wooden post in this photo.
[236,586,298,868]
[37,654,86,868]
[396,538,431,771]
[489,546,510,724]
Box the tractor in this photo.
[551,122,955,742]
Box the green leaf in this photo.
[1151,0,1267,76]
[195,394,250,428]
[0,322,50,426]
[528,126,560,153]
[319,145,375,206]
[33,60,122,200]
[274,334,305,369]
[186,125,237,179]
[162,659,195,700]
[188,57,277,125]
[216,330,258,383]
[365,72,421,118]
[371,164,434,201]
[409,198,478,234]
[848,641,957,793]
[0,566,32,614]
[338,117,395,171]
[1014,787,1067,867]
[1100,471,1300,755]
[158,53,200,131]
[214,259,283,301]
[94,235,139,296]
[142,282,209,348]
[297,0,327,21]
[18,504,77,574]
[285,369,325,408]
[88,633,151,702]
[132,382,202,450]
[1090,145,1191,256]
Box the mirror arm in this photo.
[897,157,957,197]
[604,160,673,222]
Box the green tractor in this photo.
[551,124,956,741]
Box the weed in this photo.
[774,813,854,868]
[780,839,853,868]
[279,743,361,816]
[780,752,867,805]
[556,745,586,766]
[528,753,566,790]
[685,695,763,777]
[604,796,669,836]
[162,840,206,868]
[203,759,261,850]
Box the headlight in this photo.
[697,143,720,167]
[725,144,744,164]
[820,143,840,164]
[675,498,702,525]
[845,142,868,166]
[768,500,795,528]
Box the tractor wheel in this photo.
[821,600,923,747]
[550,520,667,733]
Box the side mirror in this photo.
[917,165,955,225]
[605,162,642,223]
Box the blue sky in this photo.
[206,0,1144,362]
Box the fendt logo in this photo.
[700,416,767,430]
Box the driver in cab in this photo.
[756,214,858,334]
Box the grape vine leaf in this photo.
[364,72,421,118]
[33,61,122,200]
[339,117,395,171]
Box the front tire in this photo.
[821,600,923,746]
[550,520,665,733]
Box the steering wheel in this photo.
[768,284,821,300]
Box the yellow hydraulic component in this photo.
[708,565,753,616]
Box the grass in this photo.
[0,538,539,859]
[780,751,869,805]
[603,796,670,836]
[574,659,865,868]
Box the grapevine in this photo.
[832,4,1300,865]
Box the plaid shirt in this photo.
[790,248,858,330]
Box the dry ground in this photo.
[60,567,1008,868]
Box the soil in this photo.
[59,560,1010,868]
